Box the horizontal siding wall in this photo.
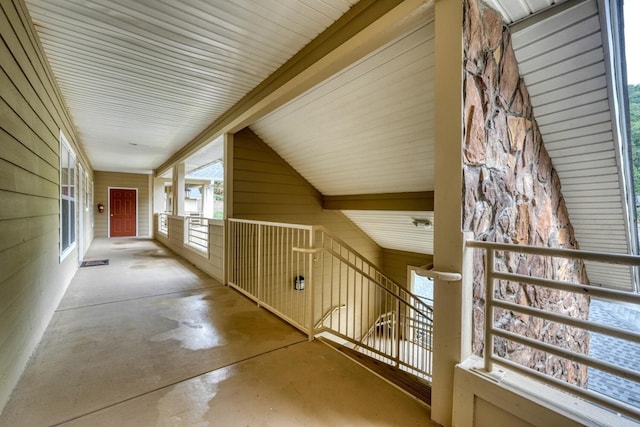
[233,128,381,265]
[382,248,433,289]
[94,171,150,238]
[0,0,92,412]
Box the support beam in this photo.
[323,192,434,211]
[155,0,434,176]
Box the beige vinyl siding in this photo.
[208,222,224,278]
[0,0,92,411]
[94,172,150,238]
[166,216,184,248]
[382,249,433,289]
[233,128,381,265]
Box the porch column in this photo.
[152,177,166,213]
[432,0,464,425]
[203,182,214,218]
[222,133,233,287]
[223,133,233,220]
[173,162,185,216]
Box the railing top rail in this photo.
[314,224,423,288]
[467,240,640,266]
[228,218,315,231]
[314,225,371,257]
[315,224,415,290]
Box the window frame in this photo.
[59,131,77,262]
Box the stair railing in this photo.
[227,218,433,380]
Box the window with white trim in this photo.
[60,132,77,260]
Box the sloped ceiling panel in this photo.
[342,211,434,255]
[251,21,435,196]
[25,0,357,173]
[509,0,634,290]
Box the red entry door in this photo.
[110,189,137,237]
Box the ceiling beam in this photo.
[323,191,434,211]
[155,0,434,176]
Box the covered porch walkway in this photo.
[0,238,434,426]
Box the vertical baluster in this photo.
[320,230,325,331]
[351,263,356,341]
[257,223,262,303]
[307,227,315,340]
[278,226,282,312]
[485,247,494,372]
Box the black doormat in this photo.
[80,259,109,267]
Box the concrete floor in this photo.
[0,238,435,426]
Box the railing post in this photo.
[257,223,262,307]
[394,299,401,367]
[228,218,236,286]
[307,228,315,341]
[484,247,494,372]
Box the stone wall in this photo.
[463,0,590,386]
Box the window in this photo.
[60,132,76,260]
[84,171,90,212]
[213,180,224,219]
[164,184,173,213]
[184,183,205,214]
[409,267,434,307]
[183,158,224,219]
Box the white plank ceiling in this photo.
[24,0,357,173]
[342,211,434,255]
[251,21,435,196]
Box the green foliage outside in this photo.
[630,84,640,219]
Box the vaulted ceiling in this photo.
[23,0,636,288]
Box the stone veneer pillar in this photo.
[463,0,590,386]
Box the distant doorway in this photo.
[109,188,137,237]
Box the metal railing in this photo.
[185,215,208,253]
[158,213,168,235]
[467,240,640,421]
[227,218,433,379]
[228,219,312,331]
